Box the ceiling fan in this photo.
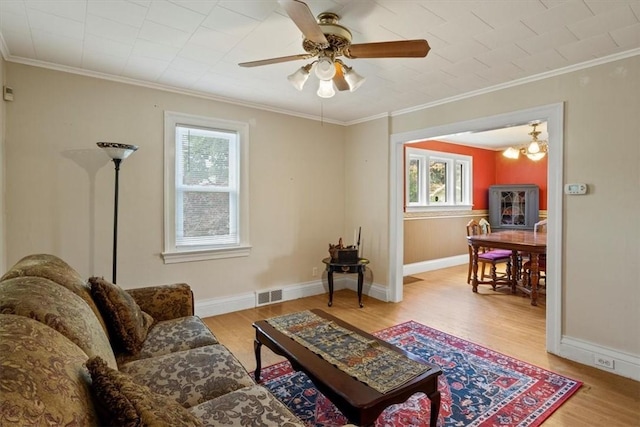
[238,0,431,98]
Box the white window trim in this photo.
[405,147,473,212]
[162,111,250,263]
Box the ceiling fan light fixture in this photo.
[317,79,335,98]
[238,1,431,102]
[315,56,336,80]
[287,64,312,90]
[343,66,366,92]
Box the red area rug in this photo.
[257,321,582,426]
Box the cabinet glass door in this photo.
[499,191,527,226]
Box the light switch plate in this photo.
[564,183,587,195]
[3,86,13,102]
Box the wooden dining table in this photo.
[467,230,547,306]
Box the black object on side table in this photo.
[322,257,370,308]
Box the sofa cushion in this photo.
[120,345,255,408]
[117,316,219,365]
[89,276,154,354]
[0,276,117,369]
[0,314,99,426]
[126,283,194,321]
[0,253,110,336]
[189,385,305,427]
[86,356,202,427]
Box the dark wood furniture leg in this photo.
[530,253,540,306]
[429,389,441,427]
[357,266,364,308]
[471,245,480,292]
[253,338,262,382]
[511,250,519,293]
[327,268,334,307]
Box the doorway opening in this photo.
[388,103,564,355]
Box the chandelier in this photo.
[502,122,548,161]
[287,56,365,99]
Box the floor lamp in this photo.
[97,142,138,284]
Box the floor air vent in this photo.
[255,289,283,307]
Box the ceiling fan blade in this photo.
[345,40,430,59]
[239,53,311,67]
[333,62,350,91]
[279,0,328,46]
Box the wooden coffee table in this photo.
[253,309,442,426]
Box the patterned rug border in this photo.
[257,320,583,427]
[378,321,583,426]
[382,320,584,384]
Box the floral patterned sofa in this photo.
[0,254,305,426]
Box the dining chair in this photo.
[466,218,513,289]
[534,219,547,233]
[522,219,547,288]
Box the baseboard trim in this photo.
[559,336,640,381]
[195,277,387,318]
[403,255,468,276]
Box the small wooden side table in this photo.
[322,257,370,308]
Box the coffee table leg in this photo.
[428,389,441,427]
[254,338,262,382]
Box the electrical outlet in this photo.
[594,355,615,370]
[312,267,318,277]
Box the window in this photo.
[405,147,472,211]
[163,112,250,263]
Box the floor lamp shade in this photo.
[97,142,138,283]
[97,142,138,160]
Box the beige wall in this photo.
[0,57,5,273]
[367,55,638,357]
[404,213,484,264]
[344,117,390,286]
[4,63,345,301]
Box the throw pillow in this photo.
[86,356,202,427]
[89,276,154,354]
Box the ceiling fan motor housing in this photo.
[302,13,352,58]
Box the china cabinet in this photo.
[489,184,539,230]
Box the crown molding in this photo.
[3,55,346,126]
[3,48,639,127]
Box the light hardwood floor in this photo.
[203,264,640,426]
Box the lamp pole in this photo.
[97,142,138,284]
[111,158,122,283]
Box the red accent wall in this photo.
[406,141,547,210]
[494,153,547,210]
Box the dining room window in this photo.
[405,147,472,211]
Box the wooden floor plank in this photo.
[203,264,640,426]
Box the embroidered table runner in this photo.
[266,310,430,394]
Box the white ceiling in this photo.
[1,0,639,136]
[436,121,548,150]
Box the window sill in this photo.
[406,205,473,213]
[161,245,252,264]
